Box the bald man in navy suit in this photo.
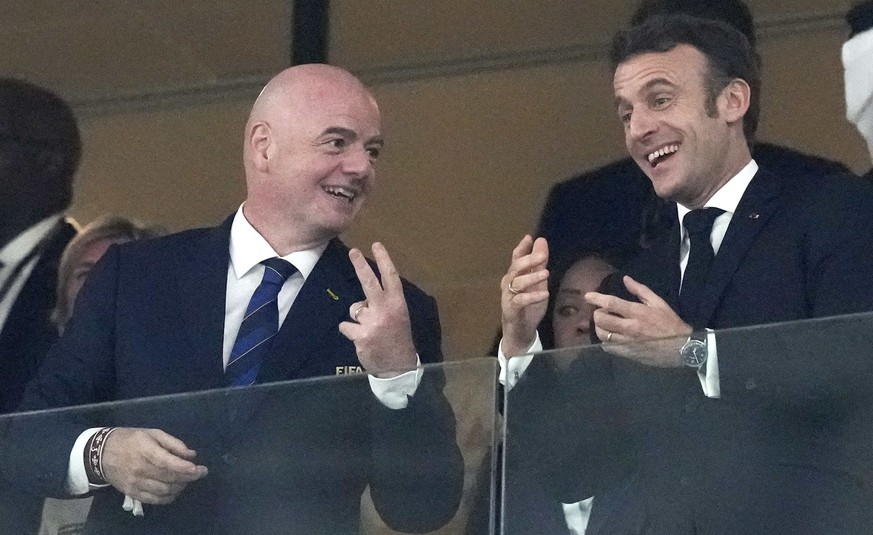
[8,65,462,534]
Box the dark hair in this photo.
[0,78,81,211]
[847,1,873,38]
[610,14,761,143]
[631,0,756,48]
[539,248,622,350]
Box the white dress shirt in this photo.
[498,159,758,533]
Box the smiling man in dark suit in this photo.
[0,78,80,535]
[500,15,873,535]
[9,64,462,534]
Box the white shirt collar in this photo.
[0,213,66,266]
[677,159,758,225]
[228,204,326,281]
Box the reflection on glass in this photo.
[503,313,873,535]
[0,359,498,535]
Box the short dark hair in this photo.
[0,78,81,211]
[631,0,756,48]
[610,14,761,143]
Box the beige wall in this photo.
[68,2,870,360]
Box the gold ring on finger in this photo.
[508,279,521,295]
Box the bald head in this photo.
[247,64,375,131]
[242,64,383,253]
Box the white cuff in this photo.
[66,428,106,495]
[497,332,542,390]
[697,330,720,398]
[368,354,423,409]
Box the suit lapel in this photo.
[258,239,362,383]
[172,216,234,390]
[696,170,784,326]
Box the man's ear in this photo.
[719,78,751,125]
[248,121,272,173]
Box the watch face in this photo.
[682,339,707,367]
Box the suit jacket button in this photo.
[745,378,757,390]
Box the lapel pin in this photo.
[326,288,340,301]
[748,213,760,219]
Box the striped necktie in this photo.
[225,258,297,387]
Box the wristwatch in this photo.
[680,333,707,368]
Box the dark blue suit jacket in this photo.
[510,169,873,535]
[8,216,462,534]
[595,169,873,534]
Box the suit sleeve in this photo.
[717,176,873,403]
[368,286,464,532]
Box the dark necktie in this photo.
[679,208,725,327]
[225,258,297,387]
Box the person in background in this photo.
[548,251,619,350]
[844,0,873,181]
[51,216,162,333]
[0,77,80,535]
[39,215,161,535]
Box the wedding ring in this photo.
[508,279,521,295]
[606,331,613,342]
[353,304,366,322]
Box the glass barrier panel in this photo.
[502,312,873,535]
[0,358,499,535]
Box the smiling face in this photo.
[244,66,383,253]
[614,45,750,208]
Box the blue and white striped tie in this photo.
[225,258,297,387]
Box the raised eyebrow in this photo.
[641,77,676,94]
[321,126,357,139]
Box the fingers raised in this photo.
[348,247,383,303]
[371,242,402,297]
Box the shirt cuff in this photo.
[368,354,423,409]
[562,495,595,535]
[497,332,542,391]
[66,428,108,495]
[697,329,720,398]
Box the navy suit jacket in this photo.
[511,169,873,535]
[8,216,462,534]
